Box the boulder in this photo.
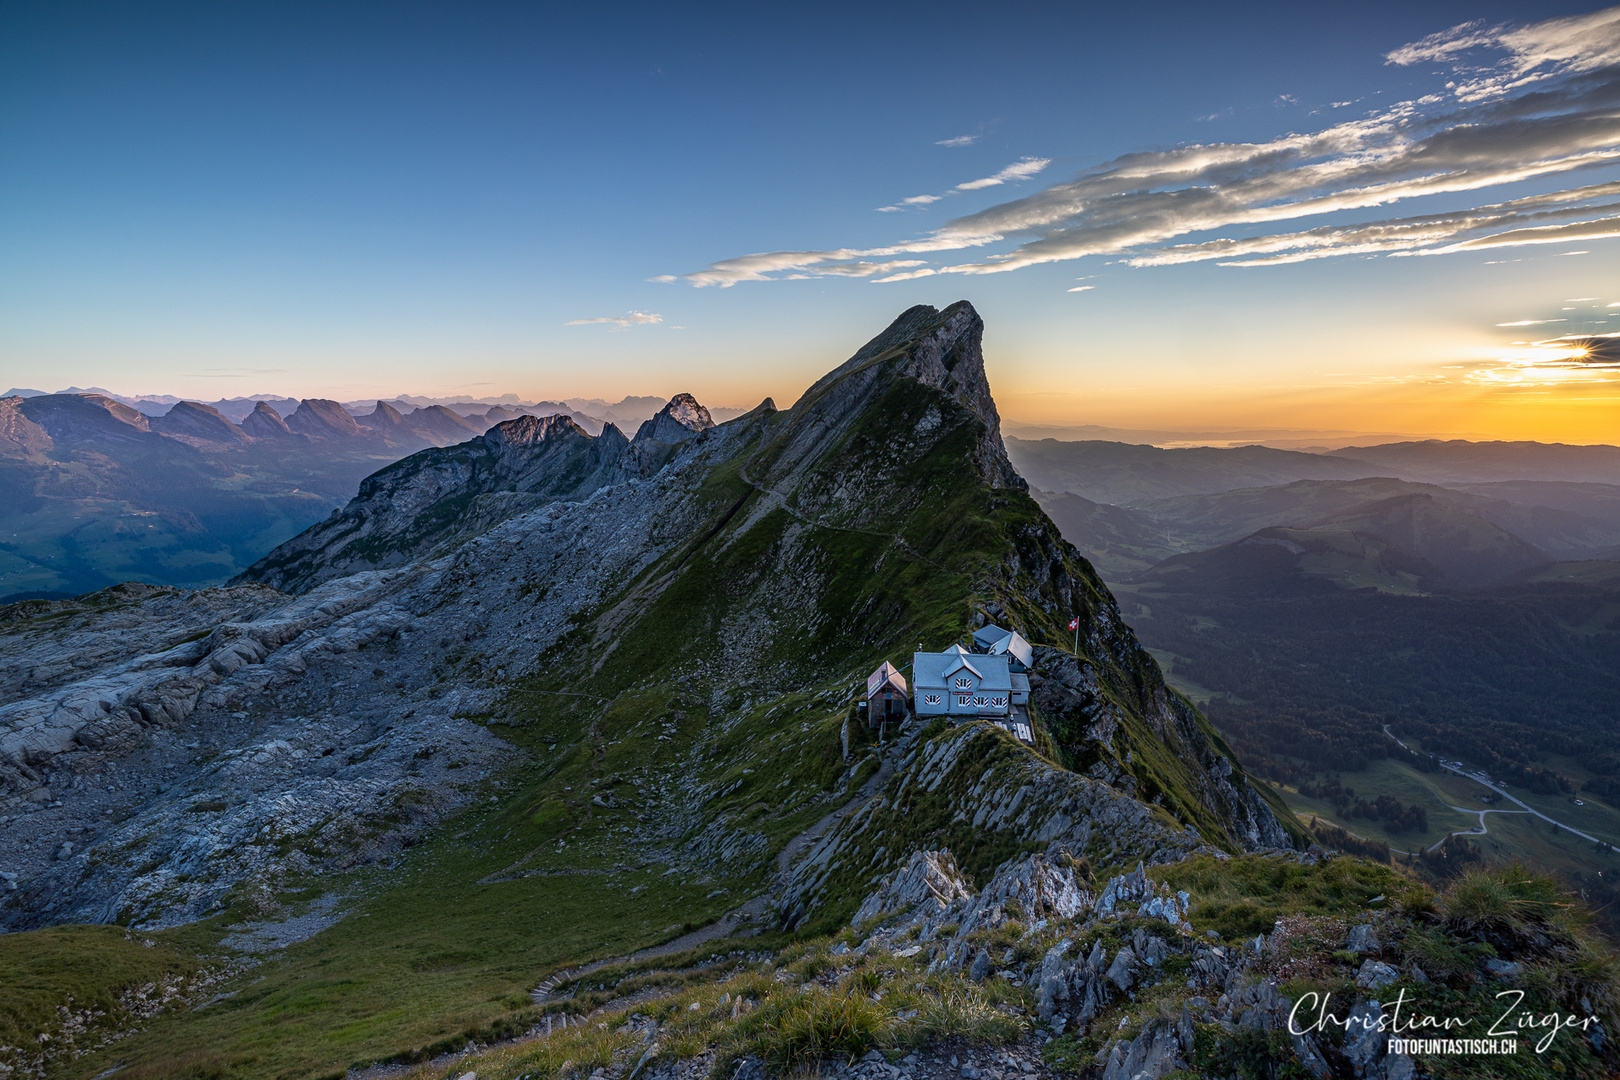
[1344,924,1379,954]
[1105,945,1138,991]
[1357,959,1400,991]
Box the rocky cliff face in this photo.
[0,301,1286,958]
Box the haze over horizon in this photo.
[4,1,1618,442]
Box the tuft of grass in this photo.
[897,982,1024,1049]
[742,987,891,1071]
[1442,864,1567,934]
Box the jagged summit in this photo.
[485,411,593,447]
[633,392,715,444]
[239,306,1042,594]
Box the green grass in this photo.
[0,925,210,1076]
[1156,853,1407,940]
[59,806,736,1079]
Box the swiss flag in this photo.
[1068,618,1080,631]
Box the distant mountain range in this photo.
[0,387,760,603]
[1,387,752,428]
[1007,436,1620,507]
[1016,432,1620,824]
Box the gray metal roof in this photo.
[972,624,1009,649]
[912,648,1011,693]
[974,624,1033,669]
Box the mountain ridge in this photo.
[7,303,1618,1080]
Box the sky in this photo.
[2,1,1618,443]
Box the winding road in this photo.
[1381,725,1607,851]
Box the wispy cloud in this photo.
[1067,285,1096,293]
[936,135,978,147]
[673,6,1620,286]
[565,311,663,328]
[874,163,1047,214]
[956,157,1052,191]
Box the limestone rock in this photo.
[849,850,973,928]
[1344,924,1379,954]
[1105,945,1138,991]
[1357,959,1400,990]
[1343,1000,1386,1072]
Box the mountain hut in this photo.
[865,661,909,725]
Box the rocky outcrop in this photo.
[0,569,505,930]
[849,850,975,927]
[0,574,412,801]
[1030,646,1294,851]
[777,723,1212,930]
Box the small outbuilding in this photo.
[865,661,909,723]
[972,623,1034,672]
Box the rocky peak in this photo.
[796,301,1023,490]
[284,398,365,440]
[150,401,251,445]
[633,393,714,445]
[484,412,590,449]
[239,400,297,439]
[357,400,405,428]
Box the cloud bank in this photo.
[676,6,1620,286]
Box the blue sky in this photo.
[3,1,1617,439]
